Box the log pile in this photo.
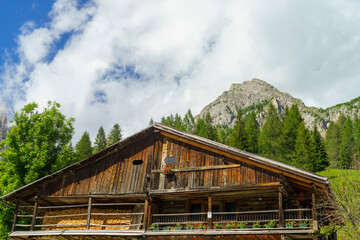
[42,207,133,230]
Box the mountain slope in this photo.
[198,78,360,133]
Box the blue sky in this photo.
[1,0,360,141]
[0,1,54,63]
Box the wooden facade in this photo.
[0,123,335,240]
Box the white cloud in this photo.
[2,0,360,142]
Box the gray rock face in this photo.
[198,78,360,134]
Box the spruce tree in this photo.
[339,117,354,169]
[310,124,329,172]
[280,104,303,162]
[258,104,282,160]
[149,118,154,126]
[228,111,248,150]
[76,131,93,160]
[244,111,260,153]
[183,109,195,133]
[94,126,107,153]
[292,122,312,170]
[107,123,122,146]
[194,112,218,141]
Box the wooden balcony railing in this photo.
[213,210,279,223]
[152,212,207,225]
[284,209,312,221]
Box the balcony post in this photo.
[147,197,153,228]
[278,186,284,227]
[207,195,212,228]
[312,184,318,229]
[143,197,149,230]
[86,197,92,230]
[11,201,19,232]
[30,196,39,231]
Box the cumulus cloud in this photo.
[1,0,360,141]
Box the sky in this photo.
[1,0,360,142]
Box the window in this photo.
[132,159,143,165]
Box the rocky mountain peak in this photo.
[198,78,360,134]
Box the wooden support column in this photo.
[30,197,39,231]
[11,201,19,232]
[312,184,318,229]
[278,186,284,227]
[147,197,153,228]
[207,195,212,228]
[86,197,92,230]
[143,198,149,230]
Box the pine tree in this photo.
[228,111,248,150]
[292,122,312,170]
[93,126,107,153]
[244,111,260,153]
[107,123,122,146]
[339,117,354,169]
[194,112,218,141]
[258,104,282,160]
[325,121,341,168]
[183,109,195,133]
[75,131,93,160]
[279,104,303,163]
[149,118,154,126]
[310,124,329,172]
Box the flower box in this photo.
[175,227,182,230]
[253,225,261,229]
[299,224,309,228]
[163,227,170,231]
[214,226,222,230]
[186,227,193,230]
[226,226,234,229]
[285,225,294,228]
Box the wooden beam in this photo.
[30,197,39,231]
[279,187,284,227]
[86,197,92,230]
[143,198,149,230]
[312,184,318,229]
[147,197,153,228]
[151,164,241,173]
[11,201,19,232]
[207,195,212,228]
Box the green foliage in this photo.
[194,112,219,141]
[0,101,76,239]
[244,111,260,153]
[310,124,329,172]
[228,111,248,150]
[75,131,92,160]
[292,122,312,171]
[93,126,107,153]
[107,123,122,146]
[339,117,354,169]
[258,104,282,160]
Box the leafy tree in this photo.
[75,131,93,159]
[194,112,218,141]
[310,124,329,172]
[244,111,260,153]
[107,123,122,146]
[258,104,282,160]
[292,122,312,170]
[0,101,76,239]
[228,111,248,150]
[93,126,107,153]
[339,117,354,169]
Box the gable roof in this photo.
[1,122,329,203]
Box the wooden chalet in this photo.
[1,123,336,240]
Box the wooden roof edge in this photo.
[152,122,329,186]
[1,125,157,202]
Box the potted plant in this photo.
[186,223,193,230]
[163,226,171,231]
[285,221,296,228]
[226,222,236,229]
[264,220,277,229]
[149,223,159,231]
[213,222,222,230]
[252,221,261,228]
[237,222,248,229]
[175,223,182,230]
[299,219,310,228]
[161,165,174,175]
[197,223,207,230]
